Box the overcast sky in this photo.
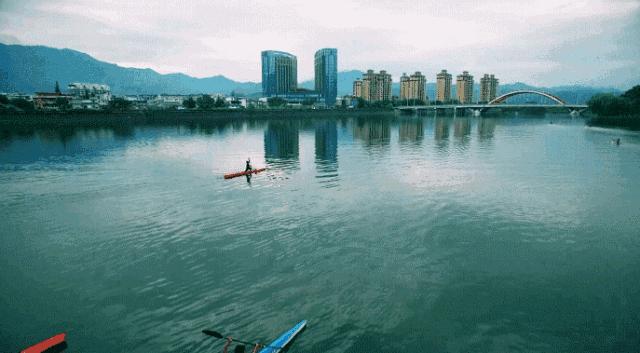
[1,0,639,88]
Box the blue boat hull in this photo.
[259,320,307,353]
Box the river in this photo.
[1,113,639,353]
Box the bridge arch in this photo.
[488,90,567,105]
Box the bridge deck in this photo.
[397,104,588,111]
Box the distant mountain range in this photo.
[0,43,260,95]
[0,43,622,103]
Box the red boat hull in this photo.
[224,168,266,179]
[21,333,66,353]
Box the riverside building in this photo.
[261,50,298,97]
[67,83,111,110]
[353,70,392,102]
[436,70,452,103]
[353,80,363,99]
[314,48,338,106]
[480,74,499,103]
[456,71,474,104]
[399,71,426,103]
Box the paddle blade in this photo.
[202,330,224,339]
[234,344,246,353]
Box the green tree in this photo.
[621,85,640,101]
[267,97,287,107]
[54,81,61,94]
[356,97,366,109]
[196,95,216,110]
[621,85,640,113]
[12,98,35,111]
[395,98,425,106]
[370,100,393,109]
[214,96,228,108]
[108,97,133,112]
[587,94,630,116]
[0,95,8,104]
[55,97,70,110]
[183,97,196,109]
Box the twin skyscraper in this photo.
[261,48,337,106]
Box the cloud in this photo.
[0,0,638,88]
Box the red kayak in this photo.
[21,333,66,353]
[224,168,266,179]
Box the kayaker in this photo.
[222,337,233,353]
[245,158,252,172]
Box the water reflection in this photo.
[353,117,391,148]
[264,120,300,170]
[0,125,134,165]
[453,118,471,139]
[231,119,244,133]
[0,117,264,165]
[314,120,339,187]
[477,117,496,143]
[434,117,449,151]
[399,119,424,145]
[0,124,134,146]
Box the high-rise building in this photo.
[314,48,338,106]
[400,74,410,100]
[354,70,392,102]
[479,74,499,103]
[353,80,363,98]
[400,71,426,103]
[261,50,297,97]
[436,70,452,103]
[456,71,474,104]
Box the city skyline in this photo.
[0,0,638,89]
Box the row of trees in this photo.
[352,98,424,109]
[587,85,640,117]
[182,96,229,110]
[0,95,36,111]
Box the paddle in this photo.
[202,330,282,350]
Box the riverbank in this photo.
[587,115,640,131]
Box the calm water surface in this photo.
[1,114,639,353]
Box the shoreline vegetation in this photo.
[586,85,640,130]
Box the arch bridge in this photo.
[488,90,567,105]
[396,90,587,116]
